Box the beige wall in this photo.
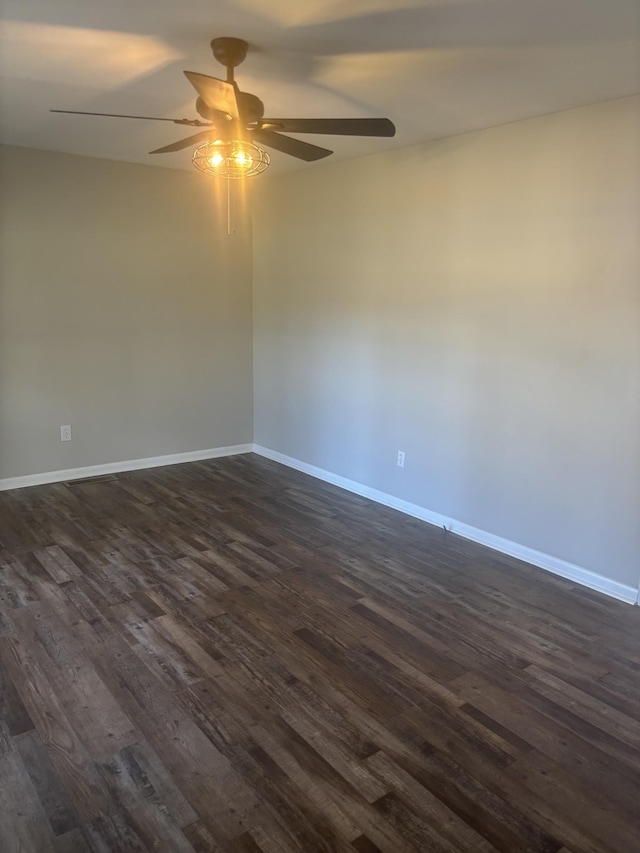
[253,96,640,589]
[2,99,638,593]
[0,146,253,478]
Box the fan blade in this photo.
[50,109,207,127]
[259,117,395,137]
[183,71,239,119]
[252,129,332,162]
[149,131,214,155]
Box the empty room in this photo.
[1,1,639,852]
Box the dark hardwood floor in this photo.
[0,453,639,852]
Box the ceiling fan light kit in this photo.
[192,138,270,178]
[51,36,395,179]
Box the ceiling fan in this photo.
[51,37,396,176]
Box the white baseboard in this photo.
[0,444,254,492]
[252,444,638,606]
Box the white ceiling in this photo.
[1,0,639,175]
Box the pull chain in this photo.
[226,177,231,236]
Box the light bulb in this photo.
[209,153,224,167]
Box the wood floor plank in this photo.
[89,633,262,845]
[52,827,93,853]
[524,663,640,748]
[11,601,138,757]
[95,747,196,852]
[0,636,112,822]
[0,454,638,851]
[505,750,639,853]
[451,671,640,815]
[0,657,35,738]
[365,749,499,852]
[14,729,80,836]
[0,749,57,853]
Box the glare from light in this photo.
[230,0,416,28]
[0,21,180,87]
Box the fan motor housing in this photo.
[195,97,216,121]
[195,92,264,126]
[238,92,265,123]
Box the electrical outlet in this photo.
[60,425,72,442]
[397,450,405,468]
